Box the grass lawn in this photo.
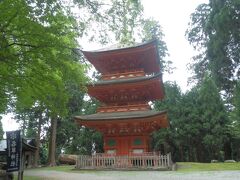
[177,162,240,172]
[14,176,45,180]
[35,165,75,172]
[31,163,240,172]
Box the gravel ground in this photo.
[24,170,240,180]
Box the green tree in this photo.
[154,82,183,161]
[232,82,240,138]
[0,0,87,115]
[186,0,240,95]
[1,0,88,166]
[56,84,102,156]
[197,75,229,161]
[154,78,229,162]
[15,104,49,166]
[139,18,173,74]
[106,0,143,44]
[230,81,240,160]
[0,117,4,139]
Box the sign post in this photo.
[6,130,22,180]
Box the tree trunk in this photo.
[188,146,192,162]
[196,143,204,162]
[179,145,184,161]
[34,113,42,167]
[48,117,57,166]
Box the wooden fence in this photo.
[76,153,172,170]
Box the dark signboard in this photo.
[6,130,21,172]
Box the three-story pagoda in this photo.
[75,40,168,156]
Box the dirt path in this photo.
[24,169,240,180]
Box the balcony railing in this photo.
[101,70,145,80]
[97,104,150,113]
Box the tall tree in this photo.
[0,117,4,139]
[1,0,88,166]
[232,82,240,138]
[56,83,102,156]
[154,78,229,162]
[15,104,49,166]
[154,82,183,161]
[139,18,173,74]
[229,81,240,160]
[197,75,229,161]
[186,0,240,96]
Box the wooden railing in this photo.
[76,153,172,170]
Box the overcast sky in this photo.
[142,0,208,92]
[1,0,208,132]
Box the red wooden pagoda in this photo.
[75,40,168,157]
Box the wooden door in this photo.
[119,137,129,155]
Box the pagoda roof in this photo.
[75,110,166,121]
[75,110,169,134]
[92,73,162,86]
[88,73,164,103]
[82,39,161,74]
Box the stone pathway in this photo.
[24,169,240,180]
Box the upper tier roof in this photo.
[82,39,161,74]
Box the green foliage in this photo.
[107,0,143,44]
[39,143,49,165]
[154,78,229,162]
[0,0,87,116]
[72,0,144,45]
[1,0,146,165]
[186,0,240,95]
[139,18,173,73]
[56,83,102,156]
[59,126,103,155]
[0,117,4,139]
[197,75,229,160]
[153,82,183,159]
[231,81,240,141]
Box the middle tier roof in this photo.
[88,73,164,104]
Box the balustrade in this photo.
[76,153,172,170]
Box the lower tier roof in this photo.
[75,110,169,135]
